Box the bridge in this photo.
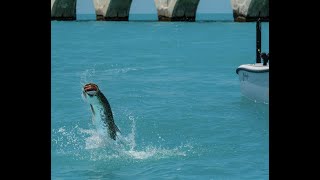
[51,0,269,22]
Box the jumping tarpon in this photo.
[82,83,120,140]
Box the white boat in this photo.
[236,18,269,104]
[236,63,269,103]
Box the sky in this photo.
[77,0,232,14]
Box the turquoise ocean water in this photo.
[51,14,269,179]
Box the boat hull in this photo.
[236,64,269,104]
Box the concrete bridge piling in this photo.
[93,0,133,21]
[231,0,269,22]
[51,0,269,22]
[154,0,200,22]
[51,0,77,21]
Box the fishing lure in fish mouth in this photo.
[82,83,120,140]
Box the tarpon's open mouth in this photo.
[83,83,99,96]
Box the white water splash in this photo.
[80,65,139,84]
[103,67,138,75]
[52,115,194,161]
[80,66,96,87]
